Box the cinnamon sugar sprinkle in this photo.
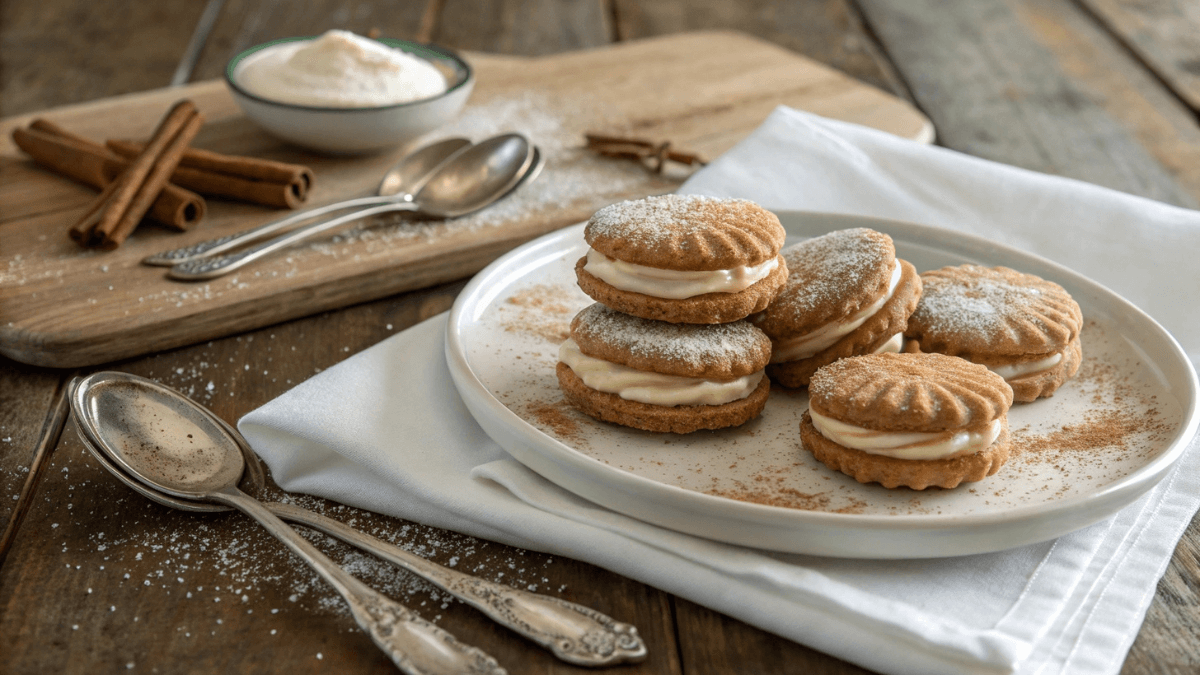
[523,400,584,444]
[498,283,577,344]
[485,257,1183,517]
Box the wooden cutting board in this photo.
[0,30,932,368]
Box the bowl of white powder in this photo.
[226,30,474,154]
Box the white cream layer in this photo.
[809,408,1001,460]
[986,351,1064,380]
[873,333,904,355]
[770,262,902,363]
[583,248,779,300]
[558,339,763,406]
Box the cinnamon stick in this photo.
[107,139,314,209]
[12,124,205,231]
[584,132,707,173]
[71,100,203,249]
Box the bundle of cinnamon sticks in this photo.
[11,99,316,250]
[584,133,707,173]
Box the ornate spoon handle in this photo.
[143,195,399,266]
[215,489,505,675]
[268,502,648,667]
[167,201,420,280]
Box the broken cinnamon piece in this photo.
[584,132,707,173]
[13,123,205,231]
[71,99,203,249]
[106,139,314,209]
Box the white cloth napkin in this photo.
[239,106,1200,675]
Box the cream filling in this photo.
[809,408,1001,460]
[873,333,904,355]
[770,262,902,363]
[558,339,763,406]
[583,248,779,300]
[985,351,1064,380]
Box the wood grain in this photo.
[856,0,1196,208]
[1123,514,1200,675]
[1005,0,1200,204]
[434,0,613,56]
[1079,0,1200,115]
[0,0,207,117]
[0,31,931,368]
[673,597,871,675]
[612,0,910,103]
[0,361,63,543]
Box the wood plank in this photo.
[673,597,873,675]
[1123,515,1200,675]
[856,0,1196,208]
[1079,0,1200,115]
[0,284,683,674]
[1005,0,1200,205]
[434,0,612,56]
[611,0,910,104]
[188,0,430,82]
[0,0,207,116]
[0,360,62,544]
[0,32,932,368]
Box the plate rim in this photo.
[446,210,1200,549]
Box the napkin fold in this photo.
[240,107,1200,675]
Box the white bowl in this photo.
[225,37,474,154]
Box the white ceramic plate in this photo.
[445,211,1199,558]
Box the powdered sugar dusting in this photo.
[916,273,1041,336]
[583,194,782,269]
[588,194,738,241]
[314,92,670,249]
[573,303,770,375]
[757,228,893,335]
[908,265,1081,354]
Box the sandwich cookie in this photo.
[903,265,1083,402]
[575,194,788,324]
[557,303,772,433]
[801,352,1014,490]
[752,228,921,388]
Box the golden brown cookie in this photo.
[903,265,1083,402]
[557,303,772,433]
[575,195,788,324]
[752,228,922,388]
[801,352,1014,490]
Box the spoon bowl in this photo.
[74,371,647,666]
[376,136,472,199]
[143,136,473,267]
[71,374,265,513]
[72,370,506,675]
[166,133,536,280]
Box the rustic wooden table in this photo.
[2,0,1198,673]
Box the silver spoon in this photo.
[71,371,648,668]
[71,371,505,675]
[167,133,535,281]
[143,137,473,267]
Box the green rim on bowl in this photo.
[223,36,473,112]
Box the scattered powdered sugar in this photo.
[915,276,1041,337]
[23,440,562,634]
[573,303,770,373]
[761,228,893,332]
[588,194,734,239]
[309,91,667,252]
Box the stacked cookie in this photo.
[554,196,1086,491]
[557,194,786,433]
